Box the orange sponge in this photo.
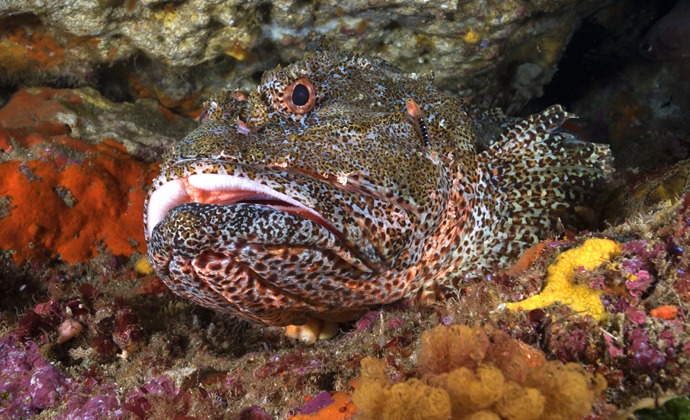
[417,324,490,379]
[352,357,451,420]
[430,365,505,417]
[353,324,606,420]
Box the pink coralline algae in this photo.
[387,317,405,329]
[0,333,75,417]
[56,389,122,420]
[296,391,335,415]
[604,334,624,358]
[231,405,273,420]
[625,307,647,324]
[549,326,595,363]
[356,311,380,332]
[123,376,178,418]
[626,270,653,298]
[626,327,666,374]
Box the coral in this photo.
[431,366,507,417]
[417,324,490,377]
[354,325,606,420]
[353,357,451,420]
[505,239,621,322]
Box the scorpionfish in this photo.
[144,49,613,335]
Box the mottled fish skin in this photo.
[640,0,690,61]
[144,50,613,327]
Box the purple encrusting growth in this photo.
[56,388,122,420]
[626,328,667,374]
[0,333,74,418]
[297,391,335,415]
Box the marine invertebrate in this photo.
[0,88,159,263]
[650,305,678,320]
[505,239,621,322]
[354,357,451,420]
[145,50,613,340]
[353,324,607,420]
[134,256,155,276]
[56,318,83,344]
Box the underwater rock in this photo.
[0,333,75,417]
[602,158,690,226]
[568,57,690,174]
[0,86,190,264]
[1,0,615,111]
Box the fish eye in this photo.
[283,77,316,114]
[292,84,309,106]
[640,42,653,53]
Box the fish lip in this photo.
[147,173,331,240]
[145,171,381,272]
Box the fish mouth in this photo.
[146,172,375,273]
[146,173,332,239]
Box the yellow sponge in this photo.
[505,239,621,322]
[134,256,155,276]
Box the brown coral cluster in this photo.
[353,324,607,420]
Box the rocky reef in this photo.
[2,0,617,114]
[1,0,690,419]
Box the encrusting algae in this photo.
[505,239,621,322]
[353,324,607,420]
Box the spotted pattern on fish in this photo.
[144,50,613,326]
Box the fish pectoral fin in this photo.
[473,105,614,268]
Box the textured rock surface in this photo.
[0,86,193,263]
[0,1,689,418]
[0,333,75,418]
[1,0,612,111]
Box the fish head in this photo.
[640,0,690,61]
[144,51,474,324]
